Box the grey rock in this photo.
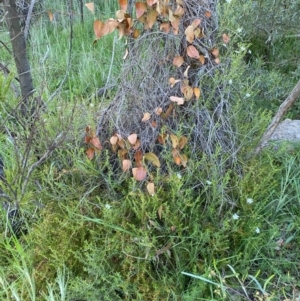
[269,119,300,142]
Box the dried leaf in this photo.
[181,154,188,167]
[86,147,95,160]
[178,136,188,149]
[122,159,131,172]
[147,0,158,5]
[47,10,54,22]
[170,134,179,149]
[169,77,181,87]
[135,2,147,18]
[94,20,108,39]
[123,48,129,60]
[147,182,155,196]
[134,149,143,166]
[90,137,102,150]
[128,133,137,145]
[193,87,201,98]
[170,96,184,105]
[185,25,194,43]
[205,11,212,18]
[144,152,161,167]
[116,10,126,21]
[110,135,118,145]
[151,120,157,127]
[118,149,128,160]
[187,45,200,59]
[85,2,95,14]
[199,54,205,65]
[192,18,201,28]
[214,58,221,64]
[211,48,219,58]
[132,167,147,181]
[183,65,190,78]
[147,9,158,29]
[222,33,230,44]
[155,107,163,115]
[133,28,140,39]
[182,85,193,100]
[142,112,151,122]
[157,134,166,145]
[160,22,171,33]
[119,0,128,11]
[132,139,141,150]
[174,4,184,17]
[173,56,184,67]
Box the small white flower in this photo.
[248,50,252,54]
[89,103,95,108]
[206,180,212,185]
[104,204,111,210]
[228,79,233,85]
[232,213,239,220]
[226,0,232,3]
[240,46,246,51]
[176,173,182,179]
[246,198,253,204]
[237,27,243,33]
[255,227,260,234]
[245,93,251,98]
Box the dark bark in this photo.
[3,0,34,116]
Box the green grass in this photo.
[1,0,300,300]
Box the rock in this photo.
[269,119,300,142]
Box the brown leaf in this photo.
[222,33,230,44]
[142,112,151,122]
[147,9,158,29]
[144,152,161,167]
[178,136,188,149]
[94,20,109,38]
[185,25,194,43]
[182,84,193,100]
[133,28,140,39]
[160,22,171,33]
[122,159,131,172]
[147,0,158,5]
[161,103,174,120]
[151,120,157,127]
[47,10,54,22]
[158,205,163,219]
[194,27,204,39]
[135,2,147,18]
[214,58,221,64]
[119,0,127,11]
[170,134,179,149]
[170,96,184,105]
[132,167,147,181]
[199,54,205,65]
[147,182,155,196]
[85,2,95,14]
[86,147,95,160]
[173,56,184,67]
[192,18,201,28]
[174,4,184,17]
[128,133,137,145]
[205,11,212,18]
[211,48,219,58]
[180,154,188,167]
[155,107,163,115]
[134,149,143,166]
[118,149,128,160]
[193,87,201,98]
[132,139,141,150]
[169,77,181,87]
[187,45,200,59]
[90,137,102,150]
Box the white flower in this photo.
[104,204,111,210]
[89,103,95,108]
[206,180,212,185]
[248,50,252,54]
[176,173,182,179]
[232,213,239,220]
[228,79,233,85]
[237,27,243,33]
[246,198,253,204]
[255,227,260,234]
[226,0,232,3]
[240,46,246,51]
[245,93,251,98]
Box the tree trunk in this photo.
[3,0,34,116]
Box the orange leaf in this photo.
[128,133,137,145]
[147,9,158,29]
[133,28,140,39]
[132,167,147,181]
[135,2,147,18]
[170,134,179,149]
[211,48,219,58]
[199,54,205,65]
[119,0,127,11]
[173,56,184,67]
[157,134,166,145]
[86,147,95,160]
[134,149,143,166]
[147,182,155,196]
[222,33,230,44]
[205,11,212,18]
[160,22,171,33]
[187,45,200,59]
[122,159,131,172]
[142,112,151,122]
[90,137,102,150]
[170,96,184,105]
[193,87,201,98]
[185,25,194,43]
[169,77,181,87]
[144,152,161,167]
[85,2,95,14]
[94,20,107,39]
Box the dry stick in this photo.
[255,79,300,154]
